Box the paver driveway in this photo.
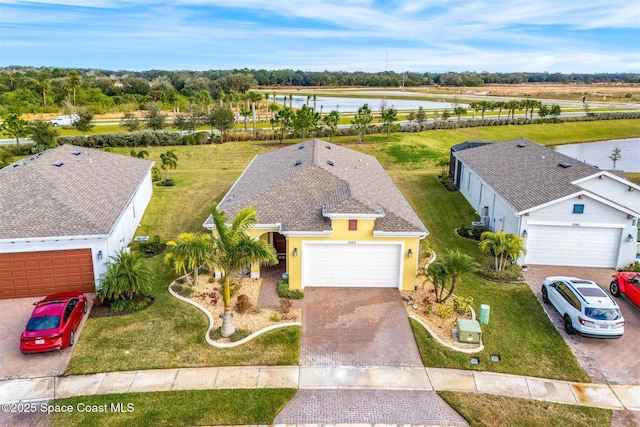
[300,288,423,367]
[0,296,91,380]
[523,266,640,385]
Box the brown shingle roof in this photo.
[454,139,601,213]
[216,139,427,234]
[0,144,153,239]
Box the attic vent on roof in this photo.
[13,161,26,167]
[295,160,302,166]
[517,142,527,147]
[71,150,81,155]
[325,145,331,149]
[299,144,305,149]
[327,160,334,167]
[52,161,64,167]
[559,161,572,168]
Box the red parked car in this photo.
[20,292,87,354]
[610,272,640,308]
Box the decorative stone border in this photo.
[168,279,301,348]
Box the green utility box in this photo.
[479,304,490,325]
[457,319,482,344]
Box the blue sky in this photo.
[1,0,639,73]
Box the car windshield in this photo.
[585,307,621,321]
[26,316,61,331]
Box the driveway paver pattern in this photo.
[300,288,423,367]
[0,296,92,381]
[273,389,469,426]
[523,266,640,385]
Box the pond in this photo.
[273,95,463,112]
[553,138,640,172]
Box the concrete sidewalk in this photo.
[1,366,638,411]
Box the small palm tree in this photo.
[164,232,214,285]
[130,149,149,159]
[479,231,525,271]
[209,204,277,337]
[160,149,178,181]
[98,250,154,303]
[430,250,479,303]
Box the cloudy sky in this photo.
[1,0,639,73]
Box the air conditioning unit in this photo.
[457,319,482,344]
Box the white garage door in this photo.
[302,242,402,288]
[525,226,621,268]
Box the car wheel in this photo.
[69,330,75,347]
[541,286,549,304]
[564,315,575,335]
[610,280,621,297]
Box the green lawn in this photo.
[438,391,611,427]
[52,389,296,427]
[66,257,300,375]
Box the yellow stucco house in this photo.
[204,139,428,290]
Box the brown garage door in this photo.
[0,249,95,299]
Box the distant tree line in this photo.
[1,66,638,117]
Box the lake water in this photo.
[273,95,462,112]
[554,138,640,172]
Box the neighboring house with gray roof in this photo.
[0,145,154,298]
[204,139,428,290]
[451,138,639,268]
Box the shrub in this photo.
[172,283,193,297]
[270,311,282,322]
[208,276,216,283]
[151,166,162,182]
[422,296,433,314]
[622,260,640,272]
[98,250,154,303]
[110,296,151,312]
[277,279,304,299]
[235,294,252,314]
[453,296,474,315]
[477,262,523,283]
[279,298,293,314]
[437,303,453,318]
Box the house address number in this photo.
[572,223,580,227]
[347,240,356,244]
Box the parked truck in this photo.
[50,114,80,127]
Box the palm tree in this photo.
[431,250,479,302]
[453,106,467,121]
[130,149,149,159]
[209,205,277,336]
[67,69,82,106]
[479,231,525,271]
[248,91,262,136]
[164,233,214,285]
[98,250,154,303]
[494,101,505,119]
[160,149,178,181]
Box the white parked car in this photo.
[541,276,624,338]
[50,114,80,127]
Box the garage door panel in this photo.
[303,242,401,288]
[0,249,95,298]
[525,226,620,268]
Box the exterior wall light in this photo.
[97,250,103,260]
[408,249,413,258]
[627,234,634,243]
[522,230,528,238]
[293,248,298,257]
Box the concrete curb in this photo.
[168,280,301,348]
